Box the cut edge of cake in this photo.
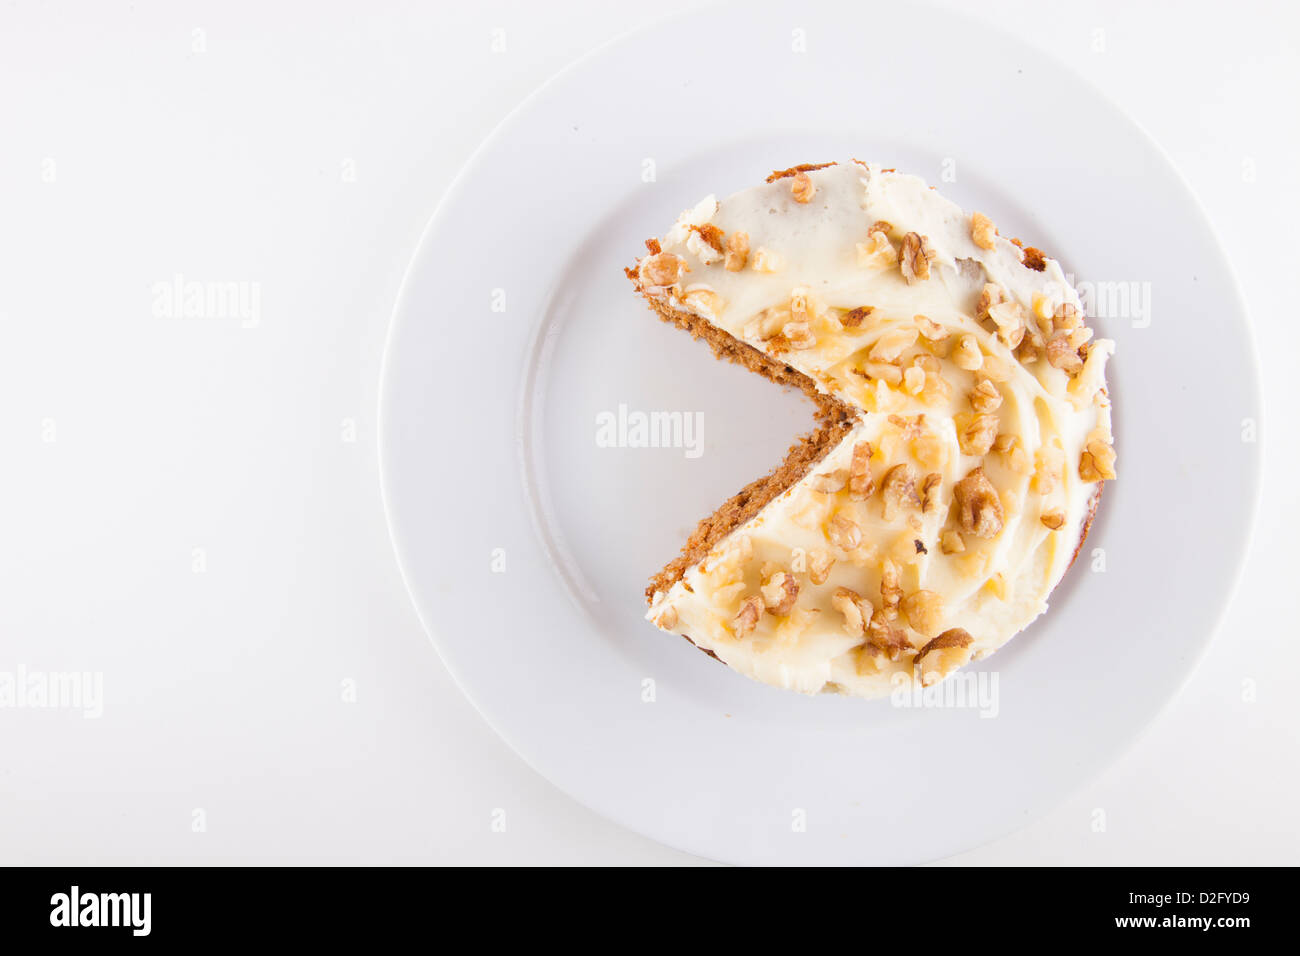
[627,250,860,605]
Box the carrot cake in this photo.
[627,161,1115,697]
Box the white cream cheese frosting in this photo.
[636,162,1115,698]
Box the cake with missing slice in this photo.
[627,161,1115,697]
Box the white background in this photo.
[1,0,1296,865]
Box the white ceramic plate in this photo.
[379,1,1260,865]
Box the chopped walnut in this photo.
[1040,509,1066,531]
[912,353,940,375]
[791,171,815,203]
[976,283,1008,322]
[888,413,926,439]
[831,586,868,638]
[1032,292,1055,327]
[1001,436,1031,474]
[899,232,935,283]
[987,300,1026,348]
[867,609,910,660]
[869,220,892,236]
[810,469,848,494]
[1046,335,1084,373]
[958,413,1000,457]
[724,230,749,272]
[733,596,762,637]
[828,513,862,552]
[970,212,997,250]
[746,308,788,341]
[654,605,678,629]
[1079,439,1117,481]
[761,571,800,616]
[783,321,816,349]
[868,327,919,363]
[953,467,1004,538]
[693,223,725,252]
[920,472,942,513]
[1053,302,1083,331]
[912,431,946,471]
[862,361,903,386]
[969,378,1003,414]
[1032,445,1065,495]
[915,314,946,340]
[939,529,965,554]
[952,334,983,371]
[901,589,945,638]
[842,305,874,328]
[915,628,974,686]
[856,231,896,268]
[807,549,835,585]
[681,286,725,320]
[1067,326,1094,349]
[880,560,903,620]
[881,463,922,520]
[903,365,926,395]
[848,442,875,500]
[789,289,809,322]
[640,252,686,288]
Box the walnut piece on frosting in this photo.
[969,378,1003,414]
[848,441,875,500]
[686,224,725,264]
[868,327,919,363]
[856,230,897,269]
[734,595,762,638]
[761,570,800,616]
[970,212,997,250]
[1046,334,1084,373]
[724,230,749,272]
[957,413,1000,457]
[653,604,677,629]
[1079,439,1117,481]
[915,313,947,341]
[915,628,974,687]
[920,472,942,513]
[828,513,862,552]
[953,467,1004,538]
[881,464,922,520]
[807,549,835,585]
[790,171,815,203]
[880,559,903,620]
[900,232,935,283]
[810,469,848,494]
[940,529,966,554]
[640,252,685,289]
[783,321,816,349]
[832,586,869,637]
[681,285,724,321]
[976,282,1008,322]
[901,590,945,638]
[952,334,983,371]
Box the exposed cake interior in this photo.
[638,293,857,602]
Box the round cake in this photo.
[629,161,1115,698]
